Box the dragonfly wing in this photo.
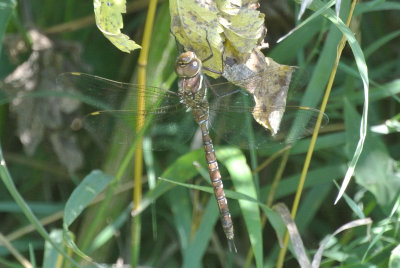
[57,72,197,151]
[282,106,329,143]
[77,108,197,152]
[209,91,329,149]
[56,72,180,112]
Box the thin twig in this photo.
[0,233,33,268]
[252,145,291,175]
[44,0,163,34]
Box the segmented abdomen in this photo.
[193,109,234,241]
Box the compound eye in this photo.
[175,52,201,78]
[186,60,200,77]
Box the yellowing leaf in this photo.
[217,0,265,54]
[170,0,225,78]
[170,0,266,78]
[170,0,295,133]
[93,0,141,53]
[219,9,265,54]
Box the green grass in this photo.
[0,0,400,267]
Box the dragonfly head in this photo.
[175,51,202,78]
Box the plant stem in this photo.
[275,1,358,267]
[131,0,158,266]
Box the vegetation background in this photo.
[0,0,399,267]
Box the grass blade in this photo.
[0,144,79,266]
[217,147,263,267]
[63,170,113,262]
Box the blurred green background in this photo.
[0,0,399,267]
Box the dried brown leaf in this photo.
[223,49,295,135]
[2,29,85,173]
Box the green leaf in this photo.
[166,187,193,250]
[217,147,263,268]
[345,101,400,209]
[364,29,400,59]
[291,0,370,203]
[64,170,113,227]
[62,170,113,262]
[259,164,347,201]
[136,149,219,266]
[182,198,219,268]
[334,181,366,220]
[297,182,333,231]
[217,0,265,54]
[88,205,131,253]
[355,1,400,14]
[93,0,141,53]
[136,149,205,215]
[0,0,16,56]
[389,242,400,268]
[43,230,64,268]
[158,146,289,267]
[321,0,370,204]
[0,144,79,266]
[160,177,286,251]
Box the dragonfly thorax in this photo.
[176,52,208,111]
[177,74,207,111]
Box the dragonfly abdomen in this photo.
[196,112,235,242]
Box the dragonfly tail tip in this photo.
[228,239,237,253]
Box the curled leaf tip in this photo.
[94,0,141,53]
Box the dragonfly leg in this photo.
[170,29,186,54]
[201,30,215,63]
[201,30,223,75]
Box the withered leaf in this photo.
[223,49,295,135]
[2,30,84,173]
[170,0,225,78]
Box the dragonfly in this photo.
[57,51,328,252]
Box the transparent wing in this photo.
[57,72,181,112]
[207,64,307,98]
[57,72,327,151]
[209,90,329,149]
[74,109,197,152]
[57,72,197,151]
